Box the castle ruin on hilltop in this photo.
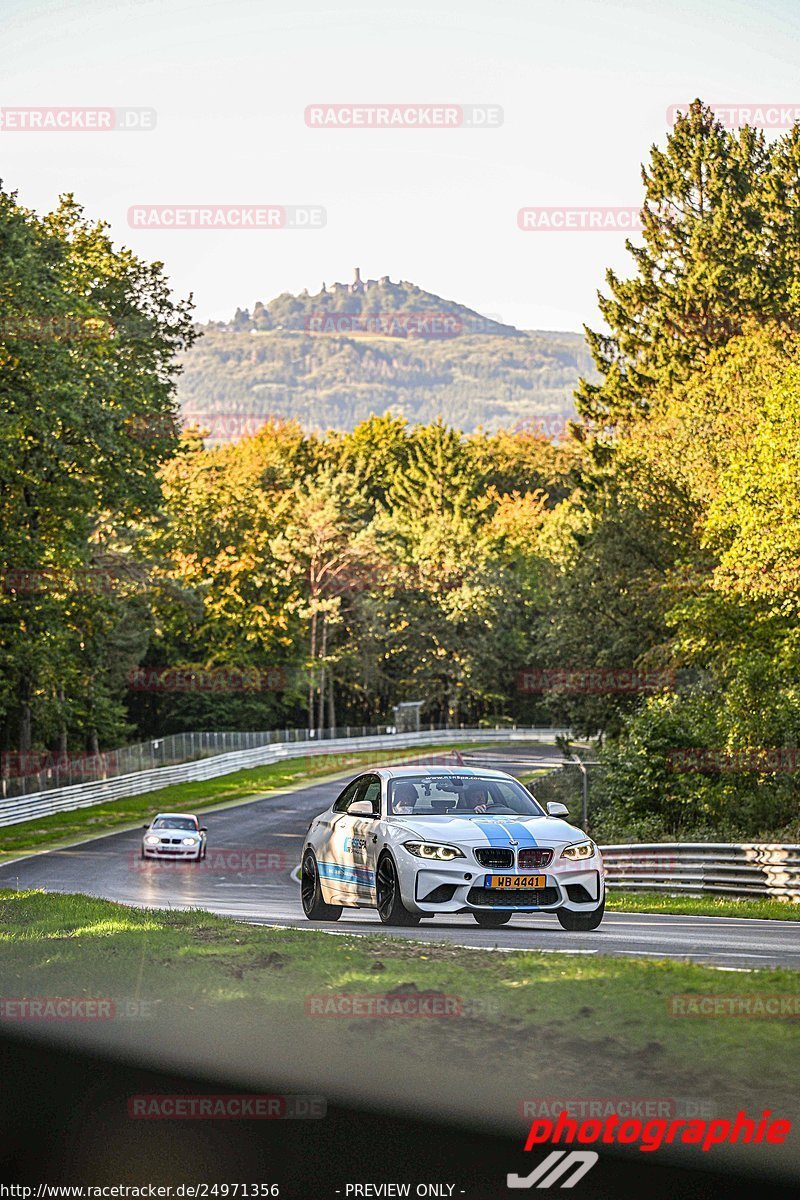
[320,267,392,295]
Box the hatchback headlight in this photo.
[561,840,595,860]
[403,842,465,861]
[143,835,160,846]
[182,837,199,845]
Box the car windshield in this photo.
[388,774,545,817]
[151,816,197,830]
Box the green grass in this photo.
[0,741,477,861]
[1,888,798,1115]
[607,890,800,921]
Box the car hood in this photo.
[389,814,586,847]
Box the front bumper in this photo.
[396,850,604,915]
[142,843,202,859]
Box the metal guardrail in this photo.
[602,842,800,901]
[0,727,567,829]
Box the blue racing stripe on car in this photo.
[317,861,375,886]
[501,821,539,847]
[472,820,511,847]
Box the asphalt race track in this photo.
[2,745,799,969]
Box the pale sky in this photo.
[2,0,799,331]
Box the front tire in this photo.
[556,895,605,931]
[301,851,342,922]
[473,911,512,927]
[376,854,420,926]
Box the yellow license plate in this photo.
[485,874,547,889]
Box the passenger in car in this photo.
[392,782,419,815]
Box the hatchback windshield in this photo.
[151,816,197,830]
[388,774,545,817]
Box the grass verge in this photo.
[0,741,478,861]
[607,890,800,921]
[0,888,798,1115]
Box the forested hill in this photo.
[234,271,521,338]
[177,273,595,435]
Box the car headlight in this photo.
[143,835,160,845]
[403,842,464,861]
[561,840,595,860]
[182,837,199,845]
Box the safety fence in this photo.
[0,726,567,829]
[602,842,800,902]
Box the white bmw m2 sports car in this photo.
[301,766,604,929]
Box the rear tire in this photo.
[376,854,420,926]
[556,895,605,931]
[301,851,342,922]
[473,911,512,927]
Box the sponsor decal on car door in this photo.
[314,778,359,902]
[352,775,382,901]
[324,776,379,901]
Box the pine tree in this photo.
[575,100,795,428]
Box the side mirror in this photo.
[199,827,207,833]
[142,825,150,830]
[348,800,377,817]
[546,802,569,818]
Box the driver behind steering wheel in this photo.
[461,783,490,814]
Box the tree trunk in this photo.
[18,675,32,753]
[87,676,99,756]
[317,616,327,733]
[57,688,67,754]
[327,667,336,734]
[308,609,317,732]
